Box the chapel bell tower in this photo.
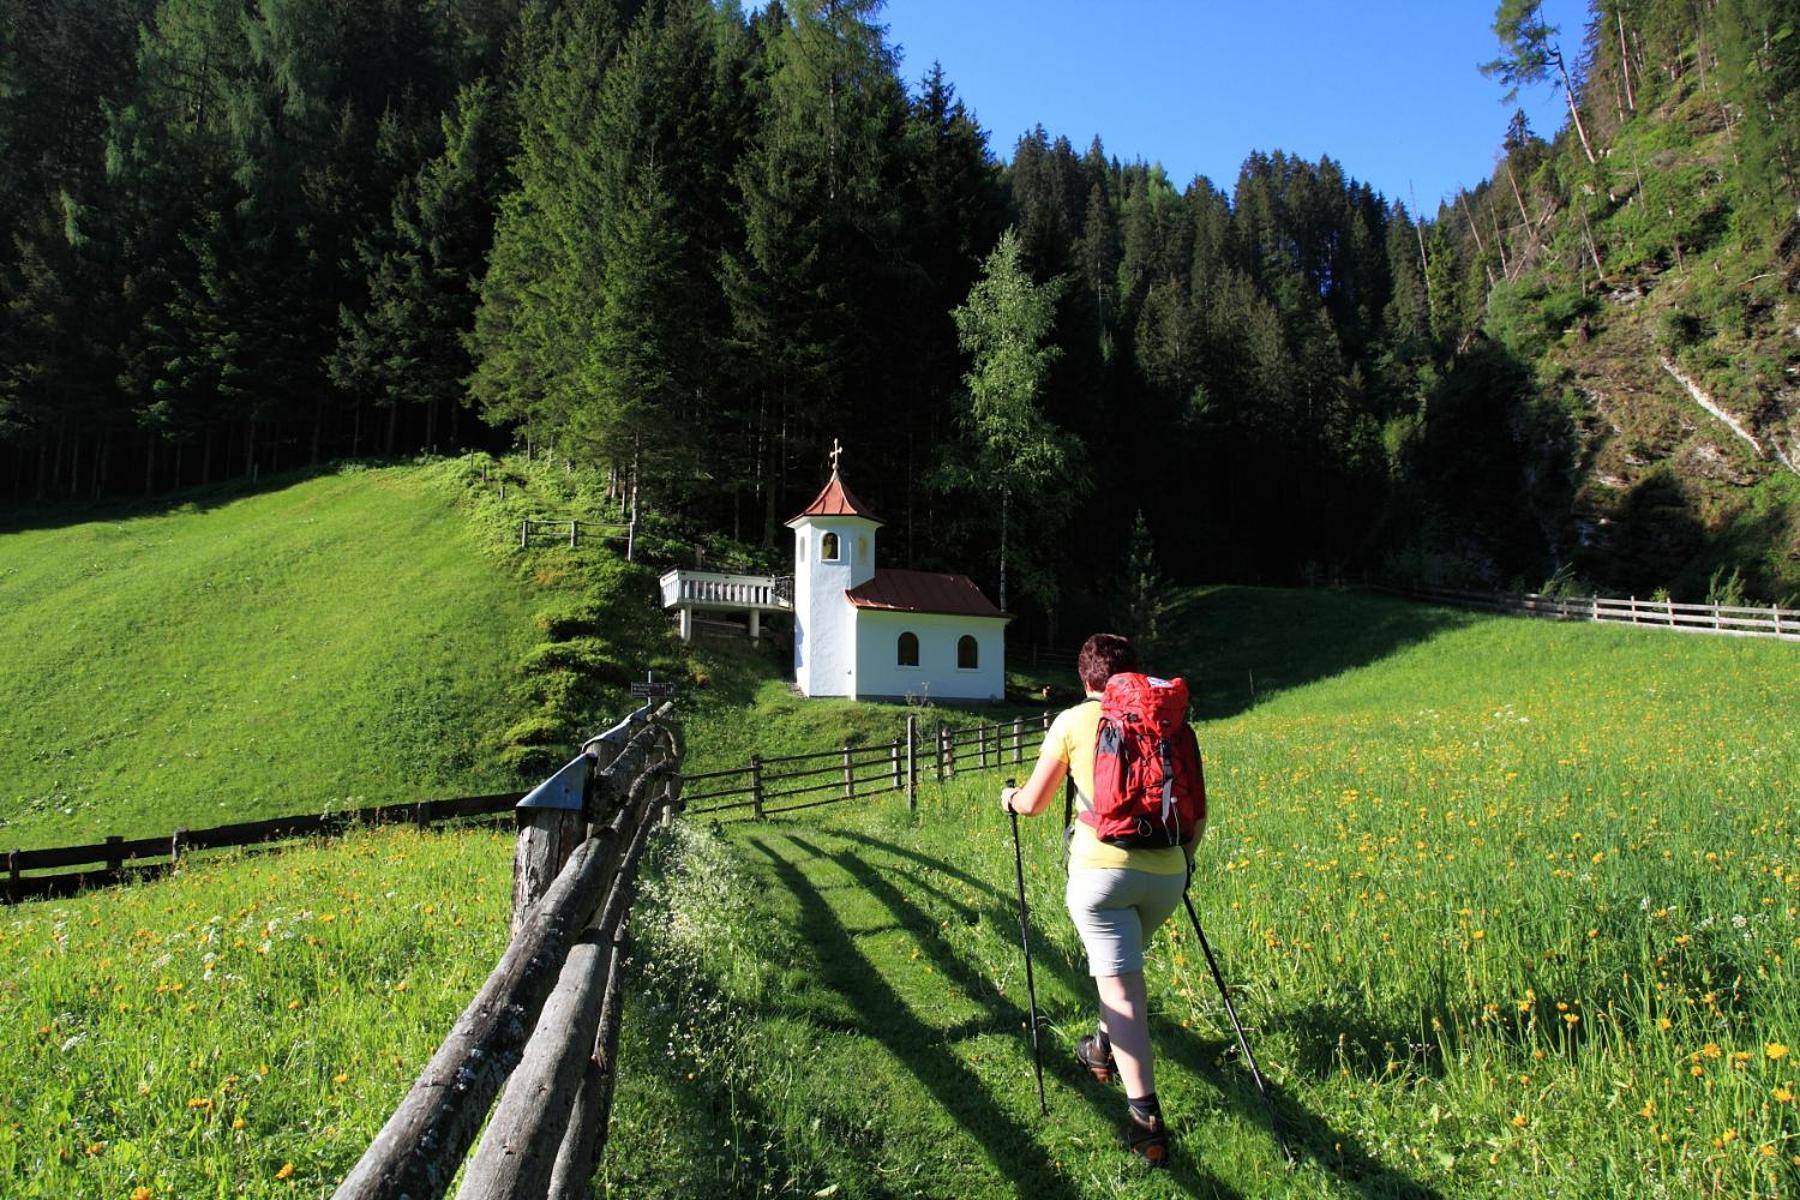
[786,439,881,697]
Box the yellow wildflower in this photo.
[1767,1043,1790,1060]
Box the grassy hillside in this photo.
[0,465,539,849]
[5,588,1794,1197]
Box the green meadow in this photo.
[0,466,538,849]
[2,586,1794,1197]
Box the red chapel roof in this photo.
[846,569,1010,619]
[787,471,883,526]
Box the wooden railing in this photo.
[685,712,1051,820]
[519,517,630,550]
[1389,583,1800,641]
[335,702,682,1200]
[5,791,523,904]
[657,569,794,611]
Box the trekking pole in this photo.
[1004,778,1049,1115]
[1182,892,1295,1166]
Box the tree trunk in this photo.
[145,436,156,496]
[1553,50,1597,165]
[384,403,398,457]
[999,485,1009,613]
[311,399,323,466]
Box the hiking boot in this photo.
[1125,1107,1171,1168]
[1076,1034,1117,1084]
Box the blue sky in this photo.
[879,0,1595,213]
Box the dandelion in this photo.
[1564,1013,1580,1026]
[232,1117,246,1130]
[1511,1113,1529,1128]
[187,1097,212,1110]
[333,1072,349,1085]
[275,1162,295,1180]
[1774,1086,1794,1103]
[1702,1042,1722,1059]
[132,1189,152,1200]
[1639,1099,1655,1119]
[1657,1017,1672,1031]
[1767,1043,1789,1060]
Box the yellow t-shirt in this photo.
[1047,699,1204,875]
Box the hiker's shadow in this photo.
[750,832,1250,1199]
[824,825,1450,1200]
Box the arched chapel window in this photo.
[957,635,978,669]
[897,631,919,667]
[821,532,839,561]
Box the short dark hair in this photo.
[1077,633,1138,693]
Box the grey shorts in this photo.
[1064,868,1188,977]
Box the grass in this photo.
[603,588,1800,1198]
[0,464,539,849]
[2,579,1795,1197]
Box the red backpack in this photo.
[1083,673,1205,848]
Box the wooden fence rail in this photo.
[1386,583,1800,642]
[5,791,524,904]
[519,517,632,554]
[686,711,1052,819]
[335,702,681,1200]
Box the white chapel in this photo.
[788,448,1009,702]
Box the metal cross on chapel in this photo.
[828,437,843,475]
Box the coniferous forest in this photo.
[2,0,1797,635]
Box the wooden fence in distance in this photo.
[684,711,1052,820]
[1389,583,1800,642]
[5,791,523,904]
[519,517,630,552]
[336,702,682,1200]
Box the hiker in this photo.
[999,632,1203,1167]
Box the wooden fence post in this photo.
[1012,717,1023,765]
[944,725,956,778]
[1666,596,1674,626]
[519,518,530,549]
[750,754,765,820]
[1777,607,1786,637]
[842,744,855,802]
[170,829,186,870]
[105,835,123,879]
[906,715,918,812]
[1713,603,1721,631]
[935,723,946,782]
[9,849,18,902]
[569,519,578,548]
[1629,596,1639,624]
[414,800,434,831]
[890,738,902,792]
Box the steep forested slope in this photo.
[2,1,1794,622]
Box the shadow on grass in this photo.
[0,462,357,535]
[816,825,1448,1200]
[1150,586,1481,721]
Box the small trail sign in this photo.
[629,671,675,701]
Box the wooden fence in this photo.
[1389,583,1800,642]
[684,711,1052,820]
[5,791,524,904]
[519,517,631,552]
[336,701,682,1200]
